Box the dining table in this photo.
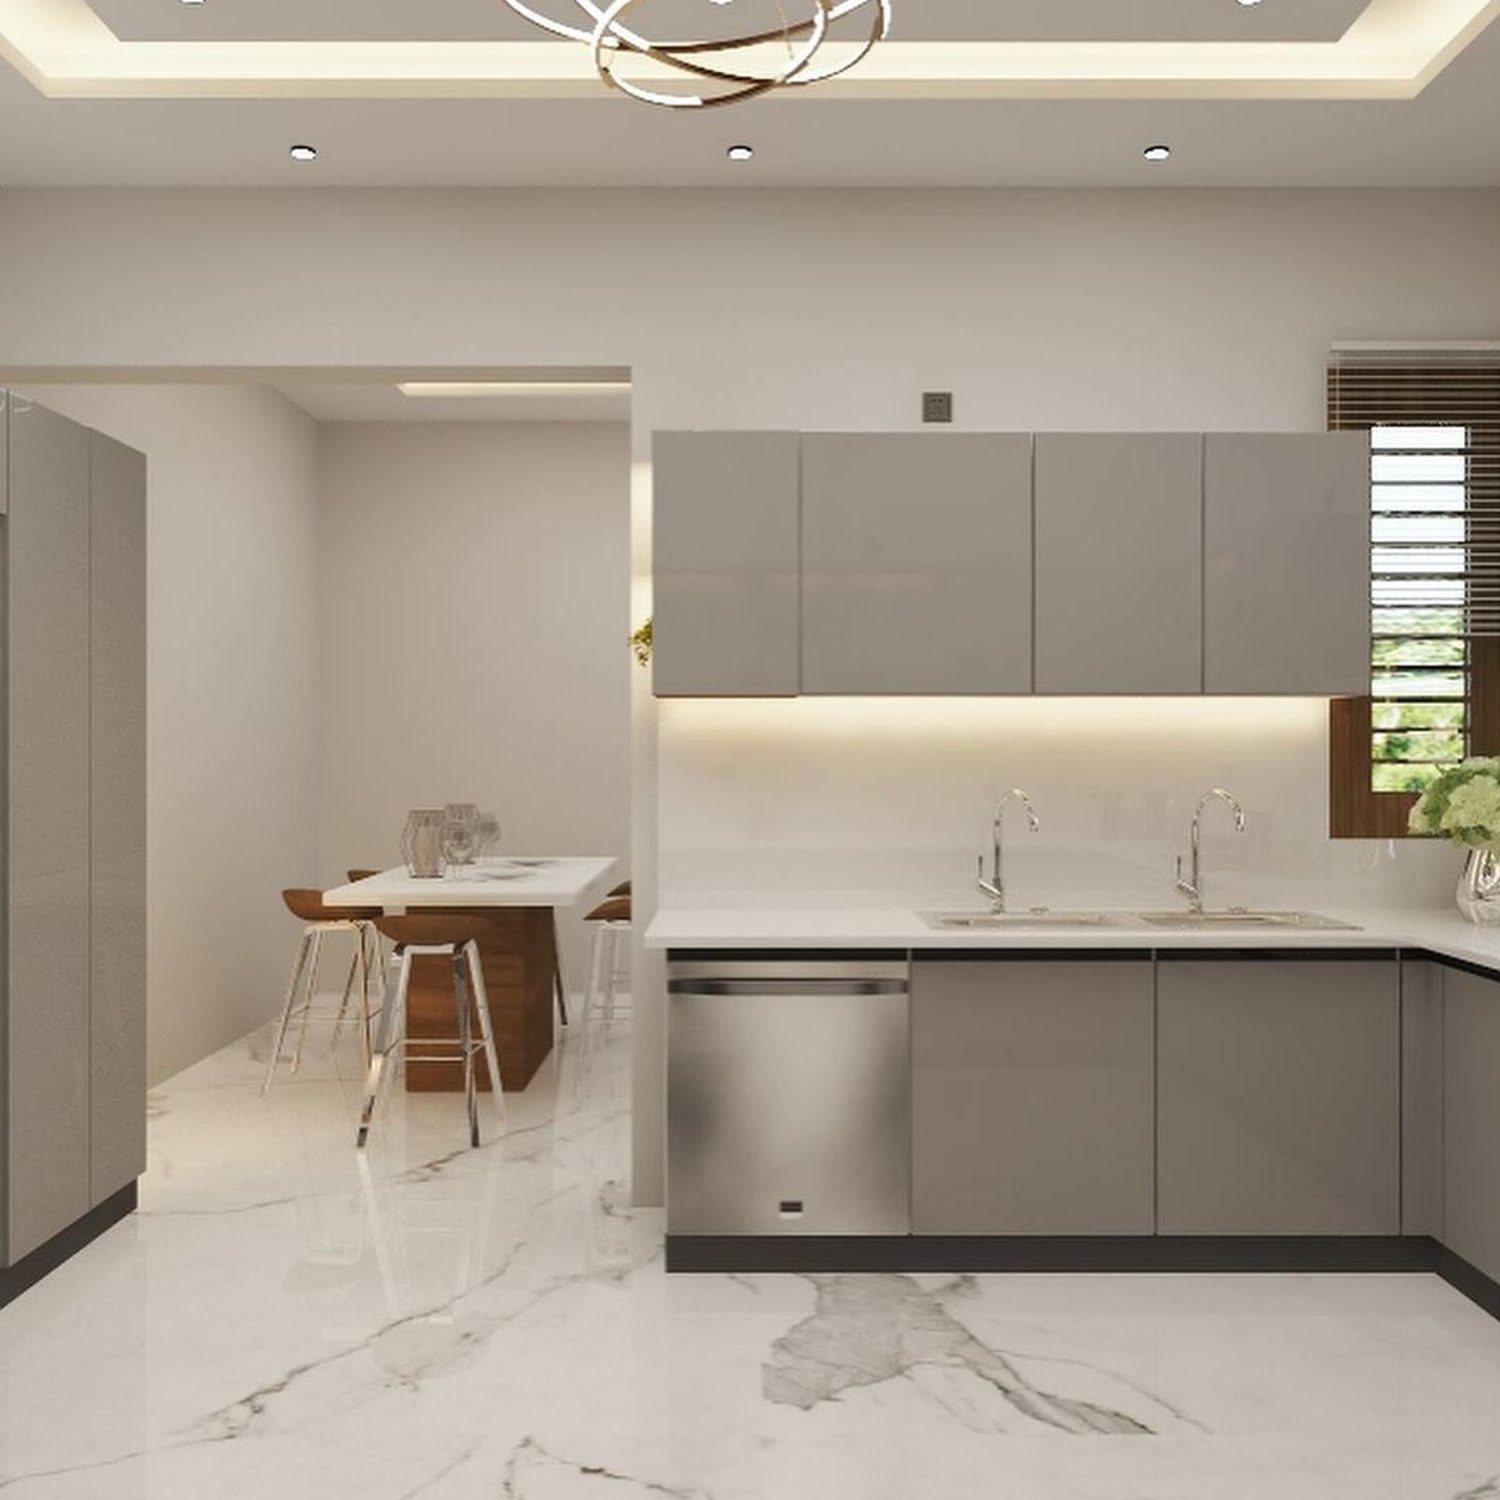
[323,856,618,1093]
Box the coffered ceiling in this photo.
[0,0,1496,186]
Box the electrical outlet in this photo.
[923,391,954,425]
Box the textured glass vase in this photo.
[402,809,449,880]
[1456,846,1500,925]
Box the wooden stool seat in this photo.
[283,888,383,925]
[585,895,631,924]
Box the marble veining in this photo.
[3,1004,1500,1498]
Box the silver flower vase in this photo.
[1456,846,1500,925]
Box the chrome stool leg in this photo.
[264,928,315,1096]
[465,939,506,1129]
[453,949,479,1149]
[290,930,325,1074]
[358,949,410,1148]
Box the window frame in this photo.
[1329,360,1500,838]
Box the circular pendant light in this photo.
[500,0,893,108]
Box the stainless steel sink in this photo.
[920,910,1118,930]
[1134,910,1359,931]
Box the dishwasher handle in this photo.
[668,977,908,997]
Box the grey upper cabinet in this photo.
[1157,957,1400,1236]
[5,398,93,1264]
[801,434,1033,695]
[1034,434,1203,694]
[653,432,801,698]
[912,957,1155,1235]
[89,432,149,1209]
[1203,432,1370,695]
[1442,967,1500,1282]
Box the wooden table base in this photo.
[403,907,557,1093]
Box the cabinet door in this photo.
[652,432,800,697]
[1442,968,1500,1281]
[1203,433,1369,695]
[801,434,1033,694]
[1157,957,1399,1236]
[1034,434,1203,694]
[5,398,92,1264]
[89,432,148,1208]
[912,957,1155,1234]
[1401,959,1445,1238]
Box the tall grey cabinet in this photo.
[1,391,147,1280]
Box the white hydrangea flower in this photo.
[1440,775,1500,838]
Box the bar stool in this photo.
[582,894,632,1025]
[264,889,385,1095]
[357,915,507,1150]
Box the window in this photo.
[1329,352,1500,838]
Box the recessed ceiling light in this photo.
[1236,0,1264,7]
[1143,144,1172,161]
[179,0,206,6]
[727,144,755,162]
[288,144,318,162]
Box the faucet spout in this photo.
[978,788,1041,912]
[1176,787,1246,912]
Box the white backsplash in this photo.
[657,697,1456,913]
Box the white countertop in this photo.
[325,857,618,911]
[646,902,1500,973]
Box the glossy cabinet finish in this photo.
[1442,967,1500,1281]
[1203,432,1370,695]
[1401,959,1445,1238]
[5,398,92,1263]
[88,432,149,1207]
[652,432,801,698]
[800,433,1034,695]
[1034,434,1203,694]
[1157,957,1400,1236]
[912,957,1155,1235]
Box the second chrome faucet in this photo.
[1175,787,1247,913]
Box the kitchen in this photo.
[2,2,1500,1491]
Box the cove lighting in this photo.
[397,381,632,398]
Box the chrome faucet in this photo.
[977,789,1040,912]
[1175,788,1247,913]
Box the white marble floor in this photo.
[2,1010,1500,1500]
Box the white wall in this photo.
[21,384,321,1085]
[3,187,1499,1201]
[315,420,632,980]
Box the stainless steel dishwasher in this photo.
[667,957,910,1237]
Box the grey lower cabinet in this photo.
[1203,433,1370,695]
[652,431,801,697]
[1034,434,1203,694]
[1156,956,1400,1236]
[801,433,1034,694]
[2,393,147,1272]
[912,956,1155,1235]
[1441,966,1500,1282]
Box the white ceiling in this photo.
[273,378,631,424]
[0,0,1497,187]
[90,0,1371,46]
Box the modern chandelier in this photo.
[499,0,894,109]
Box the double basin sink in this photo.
[921,908,1358,932]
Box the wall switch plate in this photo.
[923,391,954,424]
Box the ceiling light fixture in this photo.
[498,0,893,108]
[397,381,632,398]
[727,144,755,162]
[289,143,319,161]
[1143,143,1172,161]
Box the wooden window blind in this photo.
[1329,349,1500,837]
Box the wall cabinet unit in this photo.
[653,431,801,698]
[1203,433,1370,695]
[1157,956,1400,1236]
[1442,966,1500,1282]
[1034,434,1203,694]
[2,393,147,1271]
[801,433,1033,694]
[654,429,1367,699]
[911,956,1155,1235]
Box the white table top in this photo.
[324,857,619,912]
